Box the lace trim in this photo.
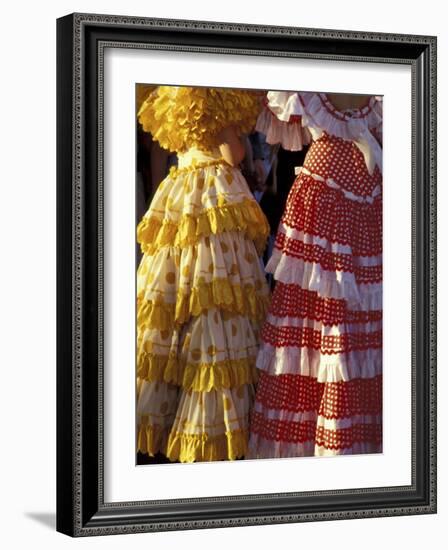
[318,93,377,121]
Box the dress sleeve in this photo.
[255,91,311,151]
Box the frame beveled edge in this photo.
[56,12,437,537]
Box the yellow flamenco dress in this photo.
[136,86,271,462]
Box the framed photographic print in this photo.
[56,13,437,536]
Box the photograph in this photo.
[54,11,436,536]
[1,0,444,546]
[134,85,383,465]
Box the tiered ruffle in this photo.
[248,137,382,459]
[136,153,270,462]
[137,306,261,391]
[255,106,311,151]
[137,381,254,462]
[137,160,269,255]
[137,86,261,154]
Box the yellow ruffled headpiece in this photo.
[137,85,261,153]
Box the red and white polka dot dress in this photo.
[249,92,383,457]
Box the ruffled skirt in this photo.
[248,155,383,458]
[136,148,270,462]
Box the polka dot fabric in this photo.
[280,172,382,257]
[249,92,383,458]
[136,97,271,462]
[304,134,381,198]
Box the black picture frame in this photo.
[56,12,437,537]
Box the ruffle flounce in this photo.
[281,173,382,258]
[250,405,382,432]
[252,372,382,419]
[137,381,253,461]
[260,91,382,139]
[256,334,382,382]
[248,402,382,458]
[301,92,383,141]
[138,353,259,392]
[137,201,268,256]
[248,432,382,459]
[271,227,382,286]
[137,86,261,153]
[137,162,269,256]
[166,384,253,462]
[255,106,311,151]
[166,429,249,463]
[259,91,383,173]
[265,91,306,121]
[136,379,179,456]
[268,281,382,325]
[137,229,268,298]
[137,423,171,458]
[137,307,261,390]
[137,276,270,329]
[260,314,382,347]
[247,434,315,458]
[266,246,382,309]
[137,228,270,322]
